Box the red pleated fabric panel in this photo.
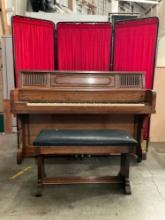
[113,17,159,89]
[12,16,55,87]
[113,17,159,139]
[57,23,112,71]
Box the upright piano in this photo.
[10,71,156,164]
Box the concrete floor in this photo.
[0,134,165,220]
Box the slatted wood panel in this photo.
[20,71,145,89]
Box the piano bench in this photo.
[33,129,137,196]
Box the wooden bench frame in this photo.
[35,145,135,196]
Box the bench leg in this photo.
[36,155,45,197]
[119,153,131,195]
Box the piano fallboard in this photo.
[11,89,155,114]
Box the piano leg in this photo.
[136,143,142,163]
[119,153,132,195]
[17,115,24,164]
[17,149,23,164]
[123,178,131,195]
[35,184,43,197]
[35,183,43,197]
[134,115,146,162]
[16,115,28,164]
[35,155,45,197]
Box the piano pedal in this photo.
[74,155,85,159]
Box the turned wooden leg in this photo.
[119,153,132,195]
[35,155,45,197]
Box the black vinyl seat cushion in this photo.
[33,129,138,147]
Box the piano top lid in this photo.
[19,71,145,90]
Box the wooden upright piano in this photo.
[10,71,156,164]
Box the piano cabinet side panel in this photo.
[17,115,29,164]
[25,114,135,145]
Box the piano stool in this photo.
[33,129,137,196]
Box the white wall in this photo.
[5,0,27,25]
[150,67,165,142]
[26,12,108,23]
[15,0,27,15]
[150,35,165,142]
[156,36,165,67]
[96,0,111,15]
[146,0,165,38]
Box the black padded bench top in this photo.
[33,129,137,147]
